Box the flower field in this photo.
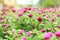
[0,7,60,40]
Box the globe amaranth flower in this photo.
[37,17,43,22]
[19,29,24,34]
[58,25,60,28]
[57,14,60,17]
[12,9,16,13]
[21,8,27,13]
[2,24,6,27]
[55,31,60,37]
[28,14,33,18]
[27,32,31,37]
[44,32,52,40]
[18,14,23,17]
[21,37,26,40]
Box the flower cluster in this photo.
[0,7,60,40]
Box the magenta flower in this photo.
[19,29,24,34]
[42,29,46,32]
[12,9,16,13]
[37,17,43,22]
[24,7,31,10]
[21,37,26,40]
[55,31,60,37]
[28,7,31,10]
[28,14,33,18]
[57,14,60,17]
[24,7,28,10]
[18,14,23,17]
[21,8,27,13]
[51,18,55,22]
[27,32,31,37]
[0,17,2,20]
[44,32,52,40]
[2,24,6,27]
[58,25,60,28]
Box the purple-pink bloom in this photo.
[51,18,55,23]
[19,29,24,34]
[37,17,43,22]
[57,14,60,17]
[44,32,52,40]
[55,31,60,37]
[27,32,31,37]
[21,37,26,40]
[28,14,33,18]
[2,24,6,27]
[12,8,16,13]
[18,14,23,17]
[21,8,27,13]
[0,17,2,20]
[58,25,60,28]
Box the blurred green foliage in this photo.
[38,0,60,8]
[44,0,55,8]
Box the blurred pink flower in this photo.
[12,8,17,13]
[2,24,6,27]
[19,29,24,34]
[18,14,23,17]
[37,17,43,22]
[55,31,60,37]
[21,37,26,40]
[44,32,52,40]
[57,14,60,17]
[28,14,33,18]
[51,18,55,23]
[58,25,60,28]
[12,29,15,34]
[21,8,27,13]
[0,17,2,21]
[27,32,31,37]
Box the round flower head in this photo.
[28,14,33,18]
[18,14,23,17]
[55,31,60,37]
[57,14,60,17]
[19,29,24,34]
[58,25,60,28]
[21,37,26,40]
[2,24,6,27]
[44,32,52,40]
[27,32,31,37]
[37,17,43,22]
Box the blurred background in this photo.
[0,0,60,8]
